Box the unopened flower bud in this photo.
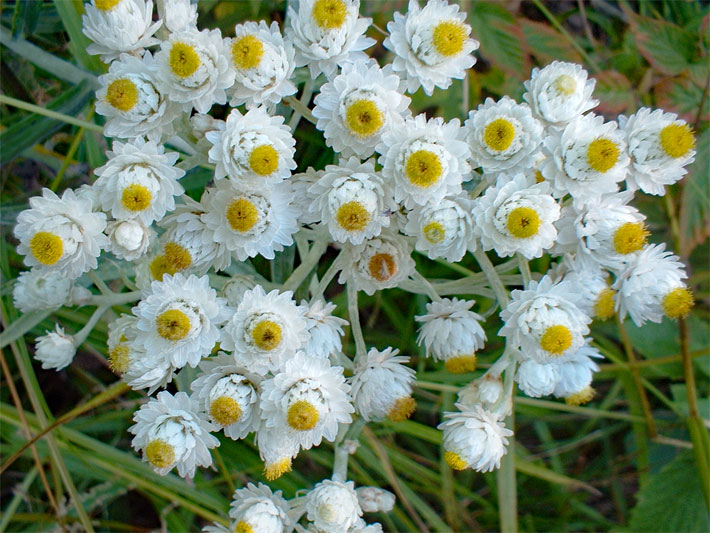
[356,487,396,513]
[35,326,76,371]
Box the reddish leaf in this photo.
[519,19,582,65]
[628,12,696,76]
[469,2,528,78]
[594,71,635,115]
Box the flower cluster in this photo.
[10,0,698,529]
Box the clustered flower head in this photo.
[9,0,698,528]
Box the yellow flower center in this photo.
[145,439,175,469]
[432,20,466,57]
[659,123,695,158]
[553,74,577,95]
[210,396,243,426]
[336,201,370,231]
[423,221,446,244]
[444,354,477,374]
[149,255,175,281]
[232,35,264,69]
[539,325,573,355]
[312,0,347,29]
[506,206,541,239]
[405,149,443,187]
[156,309,191,341]
[483,118,515,152]
[29,232,63,265]
[287,400,319,430]
[109,344,130,374]
[106,78,138,112]
[235,522,254,533]
[586,138,619,173]
[121,183,152,212]
[249,144,279,176]
[163,241,193,272]
[444,450,467,470]
[662,287,694,319]
[535,169,545,183]
[593,288,616,321]
[368,253,397,282]
[345,99,384,137]
[387,396,416,422]
[226,198,259,233]
[251,320,282,351]
[565,386,595,406]
[612,222,648,255]
[95,0,121,11]
[264,457,291,481]
[169,42,201,79]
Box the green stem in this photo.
[517,254,532,287]
[0,467,39,532]
[0,94,104,132]
[410,269,442,301]
[283,95,316,126]
[311,250,344,301]
[473,247,509,308]
[497,410,518,533]
[347,282,367,360]
[289,77,315,131]
[282,239,328,293]
[332,417,367,482]
[49,107,92,191]
[530,0,602,72]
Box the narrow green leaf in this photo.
[0,310,53,350]
[515,458,601,495]
[0,81,95,165]
[53,0,105,73]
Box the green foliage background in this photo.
[1,1,708,531]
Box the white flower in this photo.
[500,276,591,363]
[229,483,291,533]
[620,107,696,195]
[522,61,598,127]
[220,285,307,374]
[309,157,394,245]
[457,374,503,409]
[541,113,630,202]
[105,218,155,261]
[613,244,693,326]
[286,0,375,79]
[416,298,486,373]
[355,487,395,513]
[157,194,232,274]
[13,269,72,313]
[302,299,349,359]
[384,0,478,95]
[82,0,161,62]
[221,275,257,308]
[377,114,471,208]
[254,426,301,481]
[161,0,198,33]
[190,353,262,440]
[339,232,416,296]
[34,326,76,371]
[201,180,299,262]
[305,480,362,533]
[552,342,602,404]
[206,106,296,185]
[465,96,544,174]
[133,273,230,369]
[154,29,235,114]
[129,391,219,478]
[95,52,182,141]
[227,21,296,108]
[559,258,616,321]
[93,138,185,225]
[15,188,108,279]
[260,352,353,450]
[553,191,647,270]
[515,359,558,398]
[107,315,176,393]
[291,167,325,225]
[439,403,513,472]
[472,173,560,259]
[349,347,416,422]
[403,192,476,263]
[313,60,410,159]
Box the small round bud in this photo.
[356,487,396,513]
[35,326,76,371]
